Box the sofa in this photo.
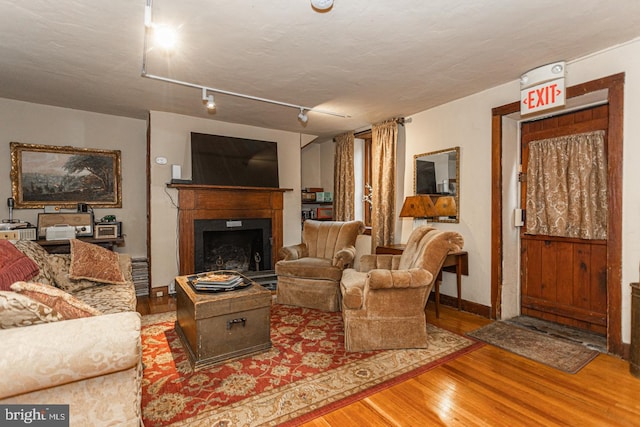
[0,239,142,427]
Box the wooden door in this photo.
[520,105,608,335]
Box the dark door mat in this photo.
[505,315,606,353]
[467,321,600,374]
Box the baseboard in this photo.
[435,294,491,318]
[621,342,630,361]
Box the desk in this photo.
[37,237,125,254]
[375,244,469,318]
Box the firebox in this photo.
[194,218,272,274]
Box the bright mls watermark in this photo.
[0,405,69,426]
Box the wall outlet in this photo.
[156,291,163,297]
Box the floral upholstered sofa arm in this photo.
[0,311,142,426]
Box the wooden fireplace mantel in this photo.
[167,184,293,275]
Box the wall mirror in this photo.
[414,146,460,223]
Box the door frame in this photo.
[491,73,625,356]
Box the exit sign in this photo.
[521,78,565,115]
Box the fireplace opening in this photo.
[194,218,272,274]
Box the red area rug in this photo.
[141,304,481,426]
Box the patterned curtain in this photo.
[526,130,607,240]
[371,119,398,251]
[333,131,355,221]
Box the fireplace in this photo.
[168,184,290,276]
[194,218,272,273]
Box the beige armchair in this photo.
[276,220,364,312]
[340,226,464,351]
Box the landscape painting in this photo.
[10,142,122,208]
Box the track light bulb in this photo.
[298,108,308,123]
[201,88,215,111]
[153,24,178,51]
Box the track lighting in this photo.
[206,95,215,111]
[153,24,177,50]
[297,109,308,123]
[144,1,177,51]
[141,0,350,123]
[202,88,215,111]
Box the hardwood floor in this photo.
[136,297,640,426]
[136,293,176,316]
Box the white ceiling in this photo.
[1,0,639,139]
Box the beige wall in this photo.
[0,98,147,257]
[301,143,322,189]
[404,38,640,343]
[319,139,335,193]
[148,111,304,290]
[404,85,514,308]
[301,138,334,192]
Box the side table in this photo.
[375,244,469,318]
[37,236,125,254]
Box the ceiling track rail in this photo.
[140,0,350,120]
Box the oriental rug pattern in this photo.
[141,305,480,427]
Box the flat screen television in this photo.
[416,159,436,194]
[190,132,279,188]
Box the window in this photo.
[354,130,372,227]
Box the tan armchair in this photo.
[276,220,364,312]
[340,226,464,351]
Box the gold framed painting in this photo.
[10,142,122,209]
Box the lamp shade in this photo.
[433,196,457,217]
[399,195,437,218]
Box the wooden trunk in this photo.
[175,276,272,369]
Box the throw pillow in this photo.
[10,281,102,319]
[118,253,134,284]
[48,254,96,293]
[0,290,64,329]
[69,239,126,285]
[13,240,57,286]
[0,240,40,291]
